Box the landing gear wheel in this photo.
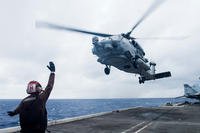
[139,80,143,84]
[139,77,145,84]
[104,67,110,75]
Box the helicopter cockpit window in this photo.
[132,41,145,56]
[110,35,122,42]
[131,40,137,47]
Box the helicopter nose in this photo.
[103,43,113,50]
[99,39,114,50]
[111,42,118,48]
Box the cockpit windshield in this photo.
[132,40,145,56]
[109,35,122,42]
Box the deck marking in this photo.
[134,122,152,133]
[121,121,145,133]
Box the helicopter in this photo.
[36,1,174,84]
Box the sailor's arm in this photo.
[41,72,55,101]
[7,101,23,116]
[40,62,55,102]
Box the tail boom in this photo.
[139,71,171,84]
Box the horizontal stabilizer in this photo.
[139,71,171,83]
[155,71,171,79]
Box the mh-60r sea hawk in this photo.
[36,1,176,84]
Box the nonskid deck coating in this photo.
[48,105,200,133]
[4,105,200,133]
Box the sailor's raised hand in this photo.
[47,61,55,72]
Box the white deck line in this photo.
[134,122,152,133]
[121,121,145,133]
[0,106,140,133]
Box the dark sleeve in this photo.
[13,99,25,115]
[40,72,55,102]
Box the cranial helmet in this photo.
[26,81,42,94]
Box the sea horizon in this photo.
[0,98,191,129]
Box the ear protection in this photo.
[26,81,43,94]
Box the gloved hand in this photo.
[7,111,16,116]
[47,61,55,72]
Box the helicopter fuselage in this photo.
[92,34,155,80]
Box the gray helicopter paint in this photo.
[92,34,154,78]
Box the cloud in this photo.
[0,0,200,98]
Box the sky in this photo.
[0,0,200,99]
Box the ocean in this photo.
[0,98,186,129]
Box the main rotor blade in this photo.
[36,21,113,37]
[134,36,189,40]
[129,0,165,35]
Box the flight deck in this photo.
[2,104,200,133]
[47,105,200,133]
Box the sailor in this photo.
[7,62,55,133]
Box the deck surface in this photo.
[46,105,200,133]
